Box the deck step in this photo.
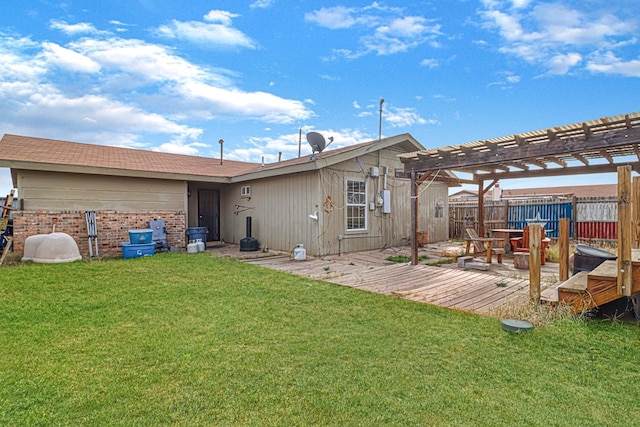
[540,287,558,303]
[588,259,618,279]
[557,271,589,293]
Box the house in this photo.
[450,183,617,201]
[0,133,451,257]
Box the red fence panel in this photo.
[576,221,617,240]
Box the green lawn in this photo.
[1,252,639,425]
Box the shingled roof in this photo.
[0,133,426,184]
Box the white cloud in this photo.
[420,58,439,68]
[155,11,256,49]
[353,101,361,109]
[487,70,521,88]
[586,52,640,77]
[250,0,275,9]
[479,2,639,76]
[204,10,239,25]
[24,92,201,138]
[41,42,101,73]
[364,16,442,55]
[0,29,315,156]
[49,20,102,35]
[307,4,443,57]
[511,0,531,9]
[69,37,312,123]
[227,129,369,163]
[385,106,430,128]
[305,6,361,30]
[547,52,582,75]
[0,37,47,81]
[154,140,209,156]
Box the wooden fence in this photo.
[449,196,617,241]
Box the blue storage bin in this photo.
[129,229,153,244]
[122,242,155,259]
[186,227,208,249]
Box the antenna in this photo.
[306,131,326,160]
[378,98,384,142]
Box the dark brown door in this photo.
[198,189,220,241]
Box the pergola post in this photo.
[529,223,541,304]
[618,165,632,296]
[477,179,484,236]
[559,218,570,282]
[632,176,640,248]
[410,171,418,265]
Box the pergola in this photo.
[399,111,640,299]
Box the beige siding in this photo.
[221,171,321,254]
[216,147,450,255]
[16,170,187,211]
[416,180,449,243]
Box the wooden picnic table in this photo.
[491,229,524,252]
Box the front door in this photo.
[198,189,220,241]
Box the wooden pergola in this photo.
[399,111,640,301]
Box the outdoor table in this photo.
[491,229,524,252]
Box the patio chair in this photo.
[510,225,550,265]
[465,228,505,263]
[147,219,168,252]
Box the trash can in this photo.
[186,227,208,249]
[573,244,617,274]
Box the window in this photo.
[241,186,251,197]
[346,180,367,231]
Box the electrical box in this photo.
[381,190,391,214]
[369,202,376,211]
[370,166,379,177]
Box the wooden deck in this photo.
[241,249,535,315]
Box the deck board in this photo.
[244,254,532,315]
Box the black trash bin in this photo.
[186,227,208,249]
[573,244,617,274]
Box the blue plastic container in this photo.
[122,242,155,259]
[129,229,153,244]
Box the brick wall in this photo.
[13,210,186,257]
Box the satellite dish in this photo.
[306,131,326,154]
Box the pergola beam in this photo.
[402,127,640,171]
[473,162,640,181]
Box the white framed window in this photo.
[241,186,251,197]
[346,179,367,231]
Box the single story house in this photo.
[0,133,452,257]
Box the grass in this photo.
[1,252,640,425]
[425,258,455,266]
[385,254,428,263]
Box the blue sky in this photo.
[1,0,638,195]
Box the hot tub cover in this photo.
[22,232,83,263]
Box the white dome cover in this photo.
[22,232,83,263]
